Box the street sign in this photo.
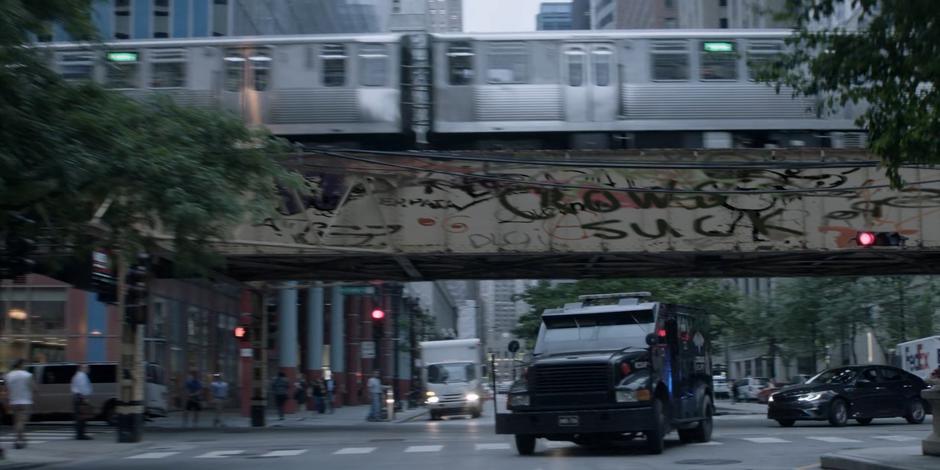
[240,348,253,358]
[341,286,375,295]
[361,341,376,359]
[508,340,520,353]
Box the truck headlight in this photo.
[509,394,530,407]
[616,388,650,403]
[466,393,480,402]
[427,396,440,404]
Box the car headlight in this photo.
[426,391,436,397]
[768,394,775,403]
[427,396,440,404]
[797,392,824,402]
[466,393,479,402]
[509,394,530,407]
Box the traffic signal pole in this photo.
[116,253,145,442]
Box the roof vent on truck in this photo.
[578,292,650,301]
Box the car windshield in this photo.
[807,368,859,384]
[427,362,475,384]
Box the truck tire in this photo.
[645,399,667,455]
[679,397,713,443]
[514,435,536,455]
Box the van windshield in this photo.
[535,310,654,355]
[427,362,475,384]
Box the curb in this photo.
[820,454,910,470]
[395,410,428,423]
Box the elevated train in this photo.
[44,30,865,150]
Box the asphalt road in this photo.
[31,407,932,470]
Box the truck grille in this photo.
[533,364,610,394]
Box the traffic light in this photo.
[124,253,150,325]
[266,303,278,349]
[234,326,248,340]
[91,249,118,303]
[371,308,386,320]
[856,231,907,247]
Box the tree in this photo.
[767,0,940,184]
[0,0,298,273]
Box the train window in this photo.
[700,40,738,80]
[321,44,346,87]
[447,42,474,85]
[487,42,528,84]
[747,41,783,81]
[224,51,244,92]
[359,44,388,87]
[651,41,688,81]
[250,51,271,91]
[565,49,584,87]
[149,49,186,88]
[153,0,170,38]
[593,48,612,86]
[105,51,139,88]
[57,52,95,82]
[114,0,131,40]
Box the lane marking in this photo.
[690,441,723,446]
[741,437,791,444]
[127,452,180,459]
[259,450,308,458]
[195,450,246,459]
[872,435,919,442]
[334,447,376,455]
[543,441,574,448]
[806,436,862,443]
[405,445,443,453]
[476,443,511,450]
[0,441,47,445]
[795,464,821,470]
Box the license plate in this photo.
[558,415,579,426]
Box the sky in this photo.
[463,0,567,33]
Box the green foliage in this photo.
[512,279,742,348]
[0,0,298,274]
[765,0,940,185]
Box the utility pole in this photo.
[250,293,270,427]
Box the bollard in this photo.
[385,386,395,421]
[922,387,940,456]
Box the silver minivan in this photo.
[29,362,168,423]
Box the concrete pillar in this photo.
[330,287,345,406]
[922,388,940,456]
[278,282,298,413]
[345,295,361,405]
[306,282,324,378]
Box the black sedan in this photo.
[767,365,931,427]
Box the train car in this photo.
[429,30,863,149]
[43,34,405,138]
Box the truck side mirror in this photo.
[646,333,660,346]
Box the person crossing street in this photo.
[70,364,93,440]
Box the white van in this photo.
[29,362,168,423]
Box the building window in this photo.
[719,0,728,6]
[105,51,140,88]
[598,12,614,28]
[392,0,401,13]
[359,44,388,86]
[114,0,131,39]
[719,17,729,28]
[700,40,738,80]
[150,48,186,87]
[212,0,229,36]
[486,42,527,83]
[321,44,346,87]
[57,52,95,81]
[250,50,271,91]
[153,0,170,38]
[747,41,783,81]
[665,0,675,8]
[447,41,473,85]
[650,40,688,81]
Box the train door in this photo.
[562,43,617,122]
[221,48,272,126]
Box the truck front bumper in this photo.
[495,406,655,436]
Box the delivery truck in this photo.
[419,338,484,420]
[898,335,940,381]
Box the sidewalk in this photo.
[0,436,153,469]
[714,399,767,415]
[821,446,939,470]
[145,402,428,431]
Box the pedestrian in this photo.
[183,370,203,427]
[366,370,382,421]
[293,375,308,419]
[271,372,289,420]
[210,373,228,427]
[5,359,36,449]
[325,376,335,414]
[731,379,739,404]
[70,364,93,440]
[312,379,325,414]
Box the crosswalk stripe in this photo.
[475,443,511,450]
[0,441,47,445]
[690,441,723,446]
[259,450,307,458]
[806,436,863,443]
[195,450,245,459]
[405,445,443,453]
[872,435,919,442]
[741,437,790,444]
[334,447,376,455]
[127,452,179,459]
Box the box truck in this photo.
[898,335,940,381]
[419,338,484,420]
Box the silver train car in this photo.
[41,30,864,149]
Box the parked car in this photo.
[734,377,771,401]
[713,376,730,399]
[767,365,931,427]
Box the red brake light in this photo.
[657,329,667,338]
[620,362,631,376]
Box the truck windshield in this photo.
[535,310,654,355]
[427,362,476,384]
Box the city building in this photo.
[536,2,574,31]
[570,0,592,29]
[587,0,791,30]
[389,0,462,32]
[480,279,538,359]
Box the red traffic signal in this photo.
[370,309,386,320]
[233,326,247,339]
[857,231,876,246]
[856,231,906,247]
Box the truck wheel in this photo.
[776,419,795,427]
[514,435,536,455]
[904,399,926,424]
[689,397,713,443]
[645,399,667,455]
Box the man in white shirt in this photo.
[70,364,93,440]
[366,370,382,421]
[5,359,36,449]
